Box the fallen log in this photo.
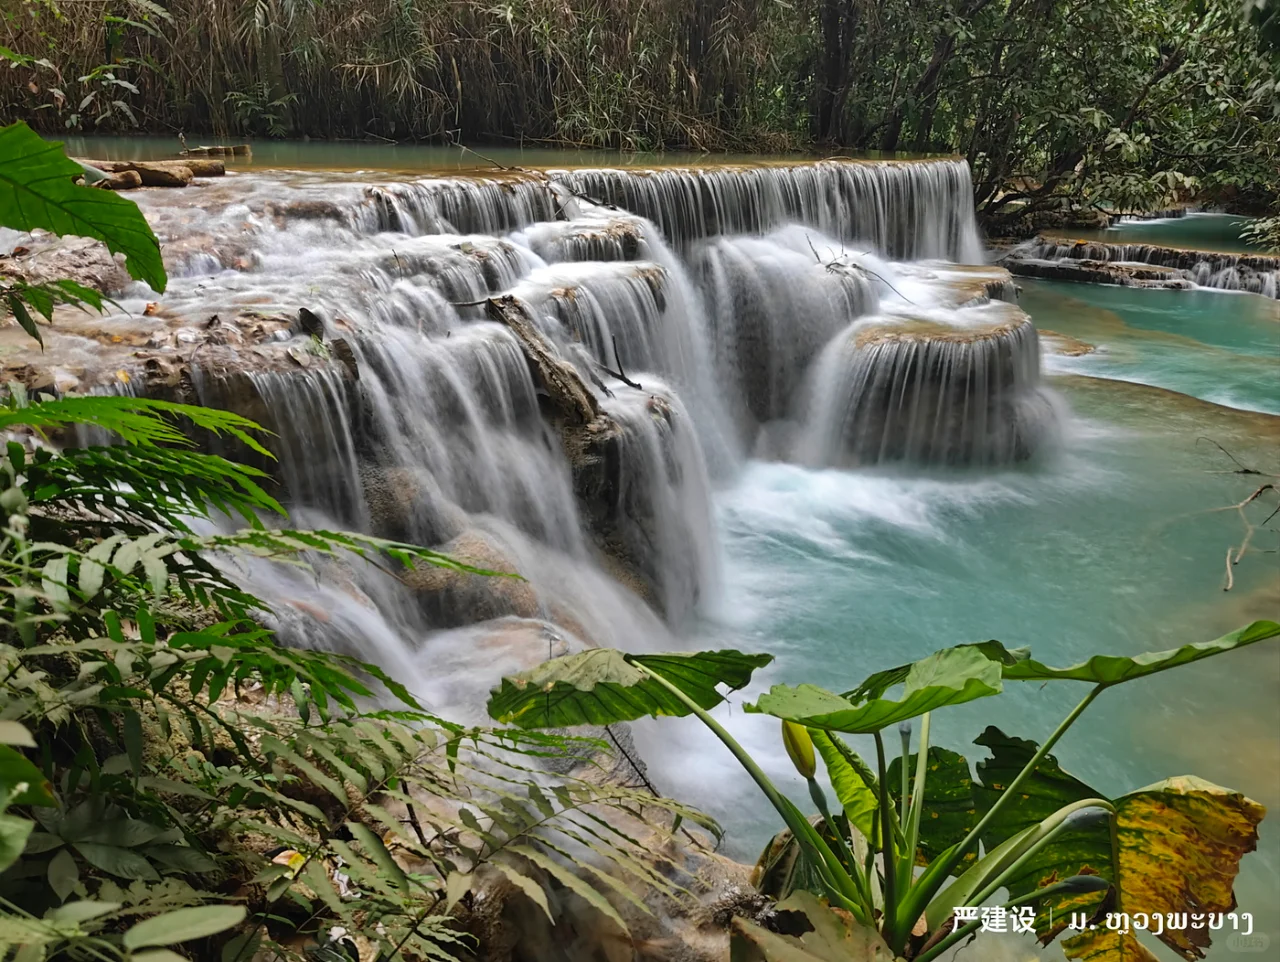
[181,144,250,157]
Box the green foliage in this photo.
[490,621,1279,960]
[1,0,1274,216]
[1242,214,1280,251]
[0,122,165,293]
[748,647,1003,733]
[0,393,715,962]
[487,648,774,727]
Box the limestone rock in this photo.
[401,529,539,628]
[360,465,465,545]
[97,169,143,191]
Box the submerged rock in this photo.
[402,528,540,628]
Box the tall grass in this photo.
[1,0,806,149]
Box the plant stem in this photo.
[808,776,874,917]
[900,712,931,894]
[634,664,867,918]
[967,798,1112,907]
[965,686,1103,855]
[874,731,898,945]
[913,878,1094,962]
[893,684,1106,941]
[898,724,911,826]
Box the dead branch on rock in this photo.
[598,335,642,390]
[1153,439,1279,591]
[1211,482,1278,590]
[457,141,620,213]
[804,232,916,304]
[1196,436,1264,475]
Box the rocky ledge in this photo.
[1000,235,1279,298]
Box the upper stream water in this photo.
[51,141,1280,959]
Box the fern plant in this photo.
[0,391,716,962]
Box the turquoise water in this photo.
[1062,212,1263,254]
[652,283,1280,960]
[1025,280,1280,414]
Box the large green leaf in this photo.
[748,647,1002,734]
[970,727,1113,939]
[730,891,895,962]
[810,731,879,843]
[487,648,773,728]
[996,621,1279,686]
[1063,777,1264,962]
[842,640,1029,702]
[0,122,166,292]
[886,746,976,867]
[123,905,247,949]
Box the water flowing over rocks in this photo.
[5,155,1057,636]
[4,156,1067,958]
[1002,234,1280,298]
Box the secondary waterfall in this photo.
[88,157,1058,708]
[1006,236,1280,298]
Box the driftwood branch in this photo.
[804,232,917,304]
[598,335,642,390]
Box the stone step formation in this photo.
[2,157,1058,672]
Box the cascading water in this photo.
[66,157,1059,706]
[1007,235,1280,298]
[798,304,1059,466]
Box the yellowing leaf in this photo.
[730,891,895,961]
[1064,776,1264,962]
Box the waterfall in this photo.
[554,159,984,261]
[1006,236,1279,298]
[798,305,1058,466]
[79,156,1058,694]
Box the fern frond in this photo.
[0,393,273,455]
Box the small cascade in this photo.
[355,176,559,236]
[799,305,1058,466]
[348,323,585,552]
[599,384,719,625]
[554,159,984,261]
[691,227,883,440]
[242,368,365,524]
[1006,236,1279,298]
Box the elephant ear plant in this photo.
[487,622,1279,962]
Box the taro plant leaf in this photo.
[487,648,773,728]
[843,640,1030,702]
[751,816,850,903]
[970,727,1114,939]
[997,620,1280,686]
[886,746,977,867]
[749,647,1003,734]
[729,890,896,961]
[123,904,247,948]
[810,730,879,843]
[1062,776,1265,962]
[0,122,166,292]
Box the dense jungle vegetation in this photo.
[1,0,1278,224]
